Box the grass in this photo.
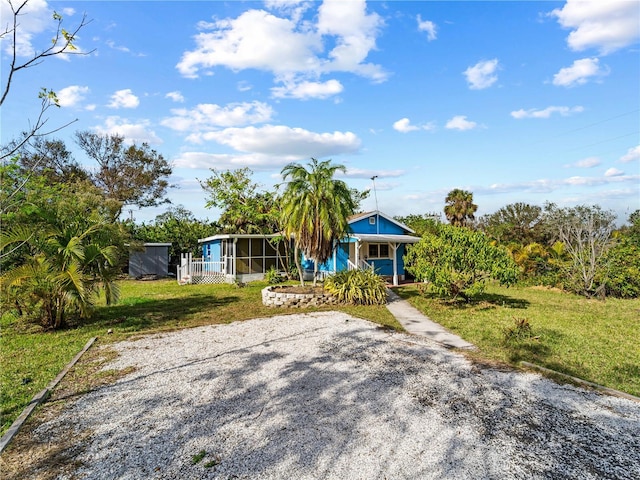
[394,283,640,397]
[0,278,401,436]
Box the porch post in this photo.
[390,242,398,286]
[232,238,237,278]
[355,239,360,269]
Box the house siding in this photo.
[350,214,406,235]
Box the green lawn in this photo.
[3,279,638,438]
[0,279,400,436]
[394,283,640,397]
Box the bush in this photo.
[324,269,387,305]
[503,317,535,343]
[405,224,519,300]
[265,266,284,284]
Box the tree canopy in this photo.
[405,223,518,300]
[280,158,358,285]
[75,131,173,217]
[444,189,477,227]
[200,167,279,234]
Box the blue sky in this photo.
[2,0,639,224]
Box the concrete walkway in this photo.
[386,289,475,350]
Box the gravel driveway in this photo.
[34,312,640,479]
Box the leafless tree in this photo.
[1,0,93,161]
[544,203,616,297]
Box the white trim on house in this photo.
[198,233,283,243]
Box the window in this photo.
[368,243,390,258]
[369,216,376,225]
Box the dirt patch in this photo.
[0,345,136,480]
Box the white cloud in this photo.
[620,145,640,163]
[174,152,294,170]
[106,40,130,53]
[552,57,608,87]
[237,81,253,92]
[108,89,140,109]
[271,79,343,99]
[417,15,437,41]
[1,0,51,57]
[93,116,162,145]
[568,157,601,168]
[195,125,361,158]
[165,91,185,103]
[511,105,584,119]
[463,59,499,90]
[393,118,418,133]
[56,85,89,107]
[605,168,624,177]
[445,115,478,131]
[161,101,273,132]
[474,173,640,195]
[177,1,387,93]
[342,168,405,179]
[177,10,320,78]
[392,118,435,133]
[61,7,75,16]
[316,0,386,80]
[550,0,640,55]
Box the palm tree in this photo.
[1,221,121,329]
[280,158,357,285]
[444,189,478,227]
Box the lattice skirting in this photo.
[190,274,226,284]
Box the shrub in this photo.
[265,266,284,284]
[405,224,518,300]
[503,317,535,343]
[324,269,387,305]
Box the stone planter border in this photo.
[262,286,338,308]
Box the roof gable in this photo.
[348,211,415,235]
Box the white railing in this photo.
[347,259,373,271]
[178,253,226,284]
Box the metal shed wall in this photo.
[129,244,171,277]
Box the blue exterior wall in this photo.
[317,242,349,273]
[201,239,222,262]
[349,214,408,235]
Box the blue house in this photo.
[185,211,419,285]
[310,211,420,286]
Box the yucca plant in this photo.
[324,269,387,305]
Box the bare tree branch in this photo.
[1,0,94,106]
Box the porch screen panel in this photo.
[265,257,277,271]
[251,238,264,256]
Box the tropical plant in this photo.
[279,158,357,285]
[265,266,285,284]
[324,269,387,305]
[443,189,478,227]
[1,221,121,329]
[601,210,640,298]
[404,223,518,300]
[1,172,126,329]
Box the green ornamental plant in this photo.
[324,269,387,305]
[405,223,518,300]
